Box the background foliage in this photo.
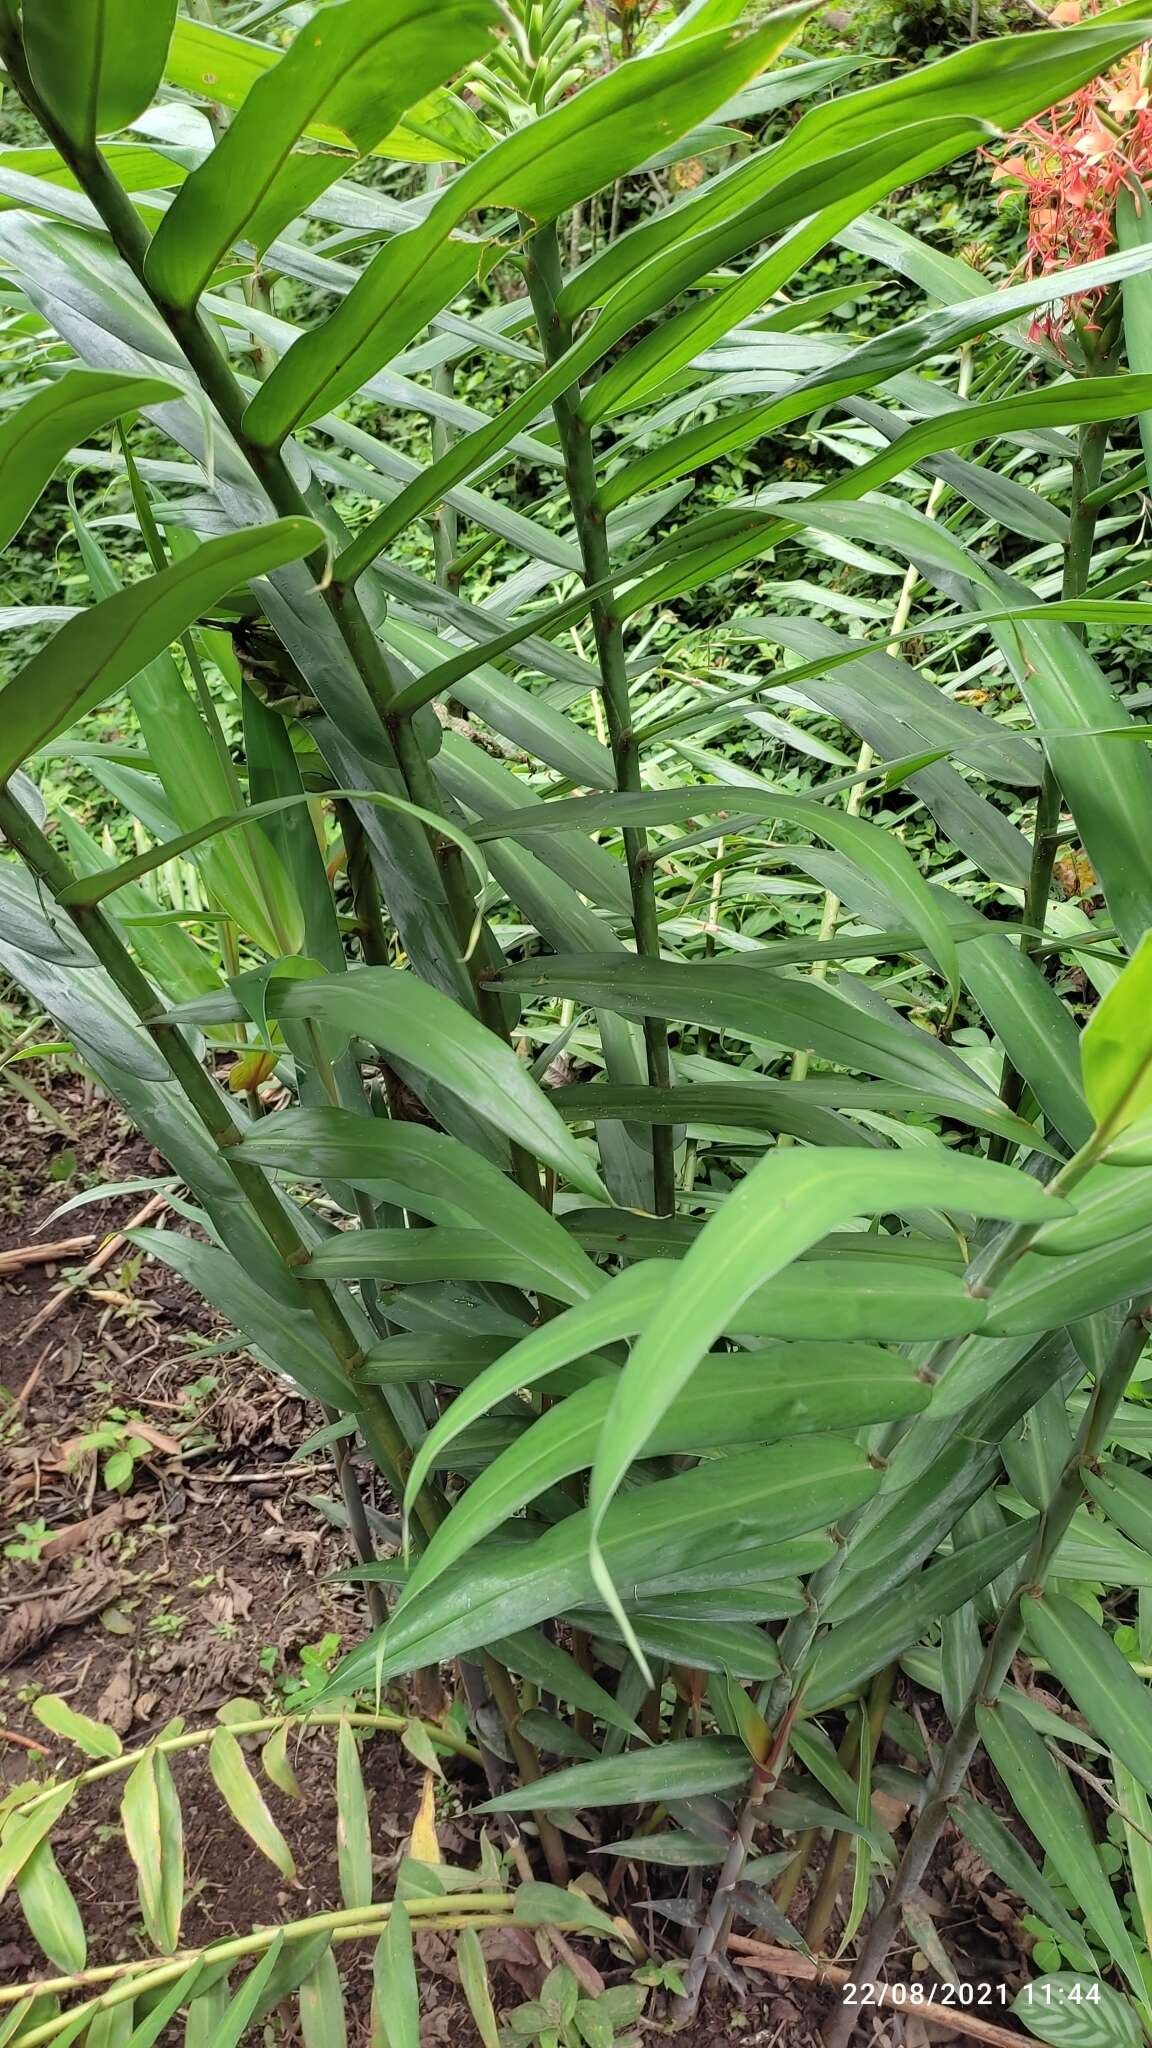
[7,0,1152,2043]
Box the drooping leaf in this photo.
[0,520,322,784]
[585,1149,1060,1669]
[1022,1594,1152,1798]
[1082,931,1152,1140]
[0,371,175,554]
[372,1904,419,2048]
[121,1746,184,1955]
[13,1838,86,1973]
[335,1717,373,1911]
[32,1694,122,1759]
[208,1728,296,1883]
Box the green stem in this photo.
[821,1304,1148,2048]
[522,220,675,1215]
[4,1895,527,2045]
[992,416,1109,1154]
[7,1712,481,1824]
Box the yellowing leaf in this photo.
[409,1773,440,1865]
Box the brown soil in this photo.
[0,1072,1029,2048]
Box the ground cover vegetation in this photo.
[8,0,1152,2041]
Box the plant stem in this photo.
[4,1895,529,2045]
[788,346,973,1102]
[821,1304,1149,2048]
[6,1712,481,1824]
[992,416,1109,1150]
[804,1664,894,1954]
[481,1650,572,1887]
[522,220,675,1215]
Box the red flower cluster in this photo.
[991,1,1152,345]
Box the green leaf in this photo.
[1115,1761,1152,1958]
[585,1150,1060,1671]
[491,1630,646,1742]
[400,1339,928,1610]
[261,1722,302,1802]
[146,0,500,309]
[1085,1459,1152,1553]
[208,1727,296,1882]
[480,1739,748,1814]
[239,1105,599,1306]
[0,371,175,554]
[512,1883,621,1939]
[13,1838,86,1973]
[1013,1978,1142,2048]
[163,16,486,164]
[22,0,178,143]
[1117,178,1152,491]
[121,1746,184,1955]
[204,1934,285,2048]
[1022,1593,1152,1798]
[243,13,805,443]
[326,1443,881,1696]
[372,1904,419,2048]
[954,1796,1095,1975]
[263,968,606,1201]
[298,1948,347,2048]
[32,1693,122,1759]
[335,1717,373,1911]
[476,787,959,1012]
[809,1520,1035,1710]
[457,1928,499,2048]
[493,954,1006,1110]
[124,1962,207,2048]
[0,519,322,784]
[68,508,305,962]
[978,1700,1147,2007]
[131,1228,356,1410]
[1082,931,1152,1140]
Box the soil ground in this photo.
[0,1070,1032,2047]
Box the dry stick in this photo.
[786,345,974,1106]
[0,1235,94,1274]
[522,218,676,1216]
[821,1305,1149,2048]
[19,1191,169,1338]
[728,1939,1028,2048]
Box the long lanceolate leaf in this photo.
[473,787,960,1009]
[242,11,816,444]
[0,520,322,785]
[145,0,500,309]
[584,1151,1061,1671]
[0,370,176,554]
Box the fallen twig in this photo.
[20,1193,169,1340]
[0,1235,94,1274]
[726,1938,1027,2047]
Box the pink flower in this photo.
[990,9,1152,347]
